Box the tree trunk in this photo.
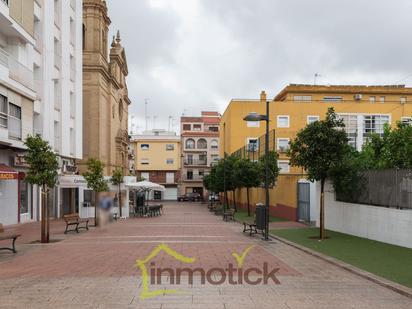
[246,187,250,216]
[95,191,100,227]
[232,190,237,211]
[320,179,325,240]
[40,186,47,243]
[118,184,122,217]
[224,190,229,210]
[45,187,50,243]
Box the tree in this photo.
[83,158,109,226]
[258,151,280,187]
[111,168,124,217]
[234,158,262,216]
[24,135,59,243]
[289,108,348,239]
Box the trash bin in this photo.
[255,203,265,230]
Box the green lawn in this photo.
[271,228,412,289]
[234,208,288,222]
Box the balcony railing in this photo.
[184,159,208,166]
[8,55,34,90]
[8,117,21,140]
[0,48,8,68]
[182,175,204,181]
[1,0,9,7]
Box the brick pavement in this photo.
[0,202,411,309]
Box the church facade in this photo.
[80,0,131,176]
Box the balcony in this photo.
[8,54,34,90]
[182,175,204,182]
[184,159,208,166]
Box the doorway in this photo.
[61,188,79,216]
[297,182,310,222]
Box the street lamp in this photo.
[243,101,270,240]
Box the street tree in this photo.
[235,158,262,216]
[258,150,281,187]
[111,168,124,217]
[289,108,348,239]
[24,135,59,243]
[83,158,109,226]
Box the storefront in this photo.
[0,162,34,226]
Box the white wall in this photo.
[317,182,412,249]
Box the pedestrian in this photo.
[99,193,112,227]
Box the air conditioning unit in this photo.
[354,94,362,101]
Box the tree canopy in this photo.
[24,135,59,188]
[83,158,109,193]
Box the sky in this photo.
[106,0,412,134]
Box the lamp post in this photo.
[243,101,270,240]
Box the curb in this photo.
[269,233,412,300]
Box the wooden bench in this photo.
[243,220,258,236]
[223,209,235,222]
[63,214,89,234]
[0,224,21,254]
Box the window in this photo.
[193,124,202,131]
[187,171,193,180]
[141,144,149,150]
[293,95,312,102]
[0,94,8,128]
[401,97,407,104]
[166,172,174,184]
[141,172,149,180]
[364,115,390,137]
[186,154,193,165]
[323,96,343,102]
[307,115,320,124]
[197,138,207,149]
[339,114,358,148]
[278,161,290,173]
[9,104,23,139]
[247,120,260,128]
[209,126,219,132]
[166,159,174,165]
[277,138,290,152]
[210,139,218,150]
[211,154,219,162]
[369,96,376,103]
[185,138,195,149]
[401,117,412,125]
[247,138,259,152]
[380,96,385,103]
[166,144,175,151]
[183,124,191,131]
[140,158,149,165]
[277,116,290,128]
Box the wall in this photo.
[228,174,301,221]
[135,140,180,171]
[320,183,412,249]
[9,0,34,36]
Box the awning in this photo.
[0,164,18,180]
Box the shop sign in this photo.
[14,154,29,168]
[0,172,17,180]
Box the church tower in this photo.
[80,0,130,176]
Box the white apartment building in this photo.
[33,0,83,219]
[0,0,83,225]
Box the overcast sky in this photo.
[107,0,412,134]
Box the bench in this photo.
[223,209,235,222]
[242,214,264,236]
[63,214,89,234]
[0,224,21,254]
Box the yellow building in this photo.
[221,84,412,220]
[80,0,131,176]
[131,130,181,200]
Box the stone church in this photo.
[80,0,131,175]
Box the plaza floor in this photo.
[0,202,411,309]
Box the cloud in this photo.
[106,0,412,133]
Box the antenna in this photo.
[144,99,149,130]
[168,116,173,132]
[314,73,321,85]
[153,115,157,129]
